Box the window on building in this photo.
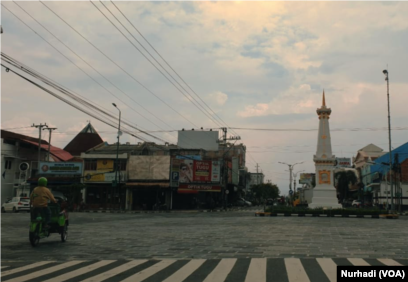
[84,160,97,170]
[5,160,12,170]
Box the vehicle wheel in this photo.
[60,224,67,242]
[29,232,40,247]
[1,207,5,213]
[13,207,18,213]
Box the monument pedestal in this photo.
[309,186,341,209]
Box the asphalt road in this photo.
[2,211,408,282]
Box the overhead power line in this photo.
[109,1,240,136]
[95,1,224,130]
[229,127,408,132]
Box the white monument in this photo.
[309,91,342,209]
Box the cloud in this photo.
[238,103,269,118]
[208,91,228,106]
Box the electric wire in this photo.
[38,1,198,129]
[109,1,241,137]
[37,1,236,151]
[2,52,165,143]
[96,0,224,129]
[12,1,167,132]
[0,3,155,142]
[1,63,150,142]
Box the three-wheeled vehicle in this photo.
[29,194,69,247]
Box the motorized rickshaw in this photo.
[29,197,68,247]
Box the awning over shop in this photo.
[126,182,169,188]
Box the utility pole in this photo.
[220,127,240,209]
[255,163,260,184]
[32,123,47,169]
[383,69,393,212]
[43,127,57,161]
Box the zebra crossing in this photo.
[2,258,407,282]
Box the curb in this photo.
[82,208,250,214]
[255,212,396,219]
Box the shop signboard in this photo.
[39,162,82,175]
[84,172,126,182]
[97,160,114,171]
[299,173,315,184]
[336,158,352,168]
[178,184,221,192]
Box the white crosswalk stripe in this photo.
[348,258,370,266]
[1,258,406,282]
[162,259,205,282]
[245,258,266,282]
[80,260,147,282]
[41,260,116,282]
[316,258,337,282]
[285,258,310,282]
[1,266,10,269]
[120,259,176,282]
[4,261,83,282]
[203,258,237,282]
[378,259,403,266]
[1,261,54,277]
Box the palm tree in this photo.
[335,171,358,203]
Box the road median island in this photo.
[255,207,399,219]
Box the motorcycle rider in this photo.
[30,177,56,228]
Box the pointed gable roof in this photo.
[358,143,384,153]
[63,122,104,156]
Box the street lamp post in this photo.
[112,103,121,210]
[279,161,304,203]
[383,69,394,212]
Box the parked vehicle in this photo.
[352,200,361,208]
[2,197,30,213]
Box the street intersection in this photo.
[2,210,408,281]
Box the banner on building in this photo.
[97,160,114,171]
[299,173,315,184]
[128,156,170,180]
[84,172,126,182]
[336,158,352,168]
[39,162,82,175]
[178,184,221,193]
[171,159,221,187]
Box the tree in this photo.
[251,183,280,202]
[335,171,358,203]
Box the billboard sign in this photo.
[299,173,315,184]
[171,159,221,187]
[39,162,82,175]
[336,158,352,168]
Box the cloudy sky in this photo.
[1,1,408,195]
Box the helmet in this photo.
[38,177,48,187]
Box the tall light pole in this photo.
[383,69,394,212]
[279,161,304,201]
[112,103,121,210]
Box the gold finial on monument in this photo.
[322,90,326,107]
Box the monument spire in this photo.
[309,90,341,209]
[322,90,326,107]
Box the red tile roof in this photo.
[22,139,73,162]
